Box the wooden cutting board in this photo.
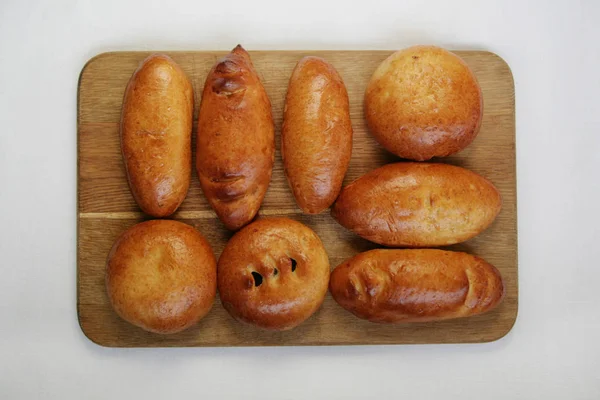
[78,50,517,347]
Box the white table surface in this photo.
[1,0,599,398]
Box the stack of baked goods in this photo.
[105,44,504,335]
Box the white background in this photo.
[1,0,599,398]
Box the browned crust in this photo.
[282,56,353,214]
[330,249,505,323]
[196,45,275,230]
[120,54,193,217]
[217,217,330,330]
[365,46,483,161]
[106,220,217,334]
[331,162,501,247]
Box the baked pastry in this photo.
[196,45,275,230]
[330,249,505,323]
[365,45,483,161]
[106,220,216,334]
[217,217,330,330]
[331,162,501,247]
[120,54,193,217]
[282,56,353,214]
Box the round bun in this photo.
[364,45,483,161]
[106,220,216,334]
[217,217,330,330]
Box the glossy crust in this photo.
[196,45,275,231]
[282,56,353,214]
[365,46,483,161]
[330,249,505,323]
[217,218,330,330]
[331,163,501,247]
[120,54,194,217]
[106,220,217,334]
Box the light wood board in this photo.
[77,50,517,347]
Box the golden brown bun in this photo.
[217,217,330,330]
[196,45,275,231]
[106,220,216,334]
[330,249,505,323]
[331,163,501,247]
[282,56,353,214]
[120,54,193,217]
[365,46,483,161]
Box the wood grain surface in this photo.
[77,50,517,347]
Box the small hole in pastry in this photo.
[251,271,263,286]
